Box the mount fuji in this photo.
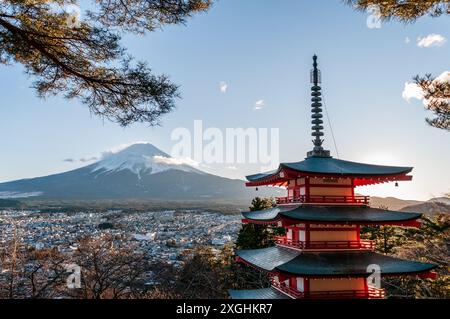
[0,143,279,200]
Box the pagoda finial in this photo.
[307,55,331,158]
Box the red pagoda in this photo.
[229,56,437,299]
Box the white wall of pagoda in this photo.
[308,224,358,242]
[309,278,365,292]
[284,224,360,243]
[285,177,355,199]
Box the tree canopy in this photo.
[0,0,211,126]
[414,74,450,131]
[344,0,449,22]
[235,197,284,250]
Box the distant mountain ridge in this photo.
[358,196,449,215]
[368,196,423,210]
[369,196,450,216]
[401,200,450,216]
[0,143,281,200]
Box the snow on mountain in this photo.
[0,142,283,200]
[428,197,450,205]
[91,143,202,178]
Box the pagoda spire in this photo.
[307,55,331,158]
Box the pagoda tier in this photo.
[229,286,384,299]
[231,247,436,299]
[247,165,413,206]
[242,205,422,227]
[229,55,437,299]
[236,246,436,277]
[246,157,413,187]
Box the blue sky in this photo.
[0,0,449,200]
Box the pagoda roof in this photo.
[242,205,422,226]
[246,156,412,186]
[236,246,436,277]
[237,246,300,271]
[228,288,290,299]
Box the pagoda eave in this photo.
[236,247,437,278]
[246,171,413,188]
[280,217,422,228]
[246,158,413,187]
[228,288,291,299]
[242,218,280,225]
[236,256,437,280]
[241,205,423,227]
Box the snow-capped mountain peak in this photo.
[91,143,201,178]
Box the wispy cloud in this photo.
[219,81,228,93]
[153,155,199,167]
[80,157,98,163]
[105,141,150,154]
[405,37,411,44]
[417,34,446,48]
[63,158,75,163]
[254,99,264,110]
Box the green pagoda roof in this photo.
[237,246,299,271]
[246,157,412,183]
[228,288,290,299]
[242,205,422,224]
[237,246,436,277]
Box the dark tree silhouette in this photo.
[0,1,211,126]
[344,0,449,22]
[413,74,450,131]
[235,197,285,250]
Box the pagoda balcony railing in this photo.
[274,236,375,250]
[276,195,369,205]
[271,281,385,299]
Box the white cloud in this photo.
[402,70,450,104]
[219,81,228,93]
[435,71,450,84]
[254,99,264,110]
[402,82,424,102]
[405,37,411,44]
[153,155,199,167]
[417,34,446,48]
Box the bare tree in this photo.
[68,234,149,299]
